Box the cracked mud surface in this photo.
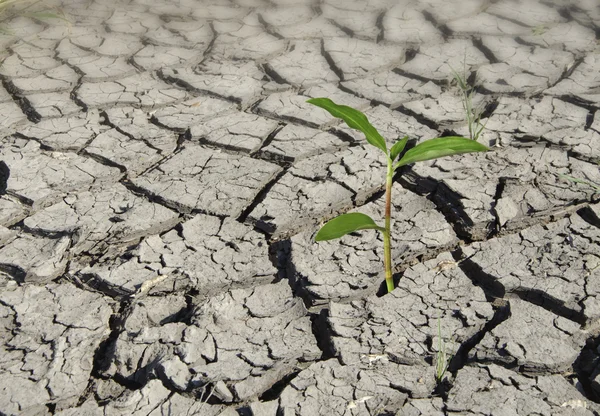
[1,0,600,415]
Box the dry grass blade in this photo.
[450,60,487,141]
[0,0,70,32]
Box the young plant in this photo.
[308,98,488,292]
[450,62,486,141]
[560,173,600,192]
[0,0,70,35]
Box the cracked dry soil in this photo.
[1,0,600,415]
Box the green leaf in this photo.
[450,67,468,92]
[307,97,387,154]
[315,213,384,242]
[389,136,408,161]
[560,174,600,191]
[394,136,488,169]
[22,11,70,22]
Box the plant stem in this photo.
[383,159,394,292]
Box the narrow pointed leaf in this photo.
[23,12,70,22]
[315,212,384,242]
[451,67,468,92]
[307,97,387,154]
[394,136,488,169]
[560,174,600,191]
[389,136,408,161]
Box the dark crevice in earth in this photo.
[0,160,9,196]
[258,370,301,402]
[510,288,586,325]
[147,112,187,134]
[268,238,291,282]
[157,68,243,107]
[0,76,42,122]
[253,104,323,129]
[548,56,585,91]
[436,182,494,242]
[478,85,530,98]
[0,264,26,283]
[246,95,268,116]
[319,38,345,82]
[479,98,499,121]
[255,149,296,166]
[76,371,100,408]
[256,12,285,40]
[513,35,541,48]
[392,68,446,86]
[421,10,452,41]
[255,123,285,155]
[171,129,190,156]
[486,12,532,29]
[327,18,354,38]
[361,186,387,207]
[199,22,218,65]
[552,93,600,111]
[454,245,586,325]
[553,3,574,21]
[564,147,600,168]
[284,247,317,310]
[54,51,89,113]
[565,5,600,36]
[80,149,128,173]
[76,271,136,299]
[328,178,360,208]
[572,334,600,404]
[91,297,142,389]
[404,46,419,63]
[13,131,74,152]
[193,135,273,158]
[452,248,505,301]
[310,308,337,360]
[398,171,490,243]
[20,222,73,239]
[237,169,287,229]
[99,110,165,155]
[394,105,440,131]
[328,125,366,146]
[577,205,600,229]
[472,37,499,64]
[489,177,506,239]
[335,82,373,106]
[126,55,145,73]
[5,186,40,206]
[167,289,199,326]
[119,176,212,218]
[261,63,290,85]
[235,406,253,416]
[312,0,322,16]
[446,296,512,375]
[375,10,386,43]
[585,109,595,131]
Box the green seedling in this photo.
[450,62,486,141]
[560,174,600,192]
[532,24,548,36]
[0,0,70,35]
[308,98,489,292]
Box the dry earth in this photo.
[0,0,600,415]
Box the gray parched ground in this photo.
[1,0,600,415]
